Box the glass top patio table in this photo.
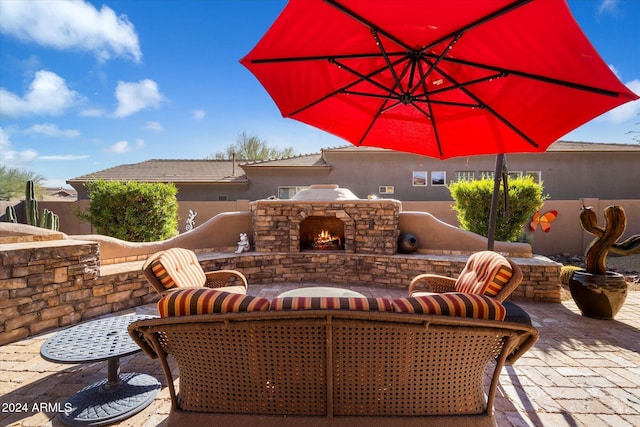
[277,286,365,298]
[40,314,160,426]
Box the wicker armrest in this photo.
[409,274,457,295]
[204,270,248,289]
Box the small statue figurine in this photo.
[235,233,250,253]
[185,209,197,231]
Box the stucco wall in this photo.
[3,198,638,256]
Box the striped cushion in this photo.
[455,251,513,297]
[158,288,270,317]
[150,248,206,291]
[392,293,506,320]
[270,297,393,312]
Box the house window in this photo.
[508,171,523,180]
[379,186,394,194]
[525,171,542,183]
[431,171,446,186]
[454,171,475,181]
[278,186,309,199]
[412,171,427,186]
[480,171,495,179]
[218,195,228,201]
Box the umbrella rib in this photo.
[249,51,404,64]
[371,29,404,92]
[288,56,408,117]
[324,0,415,52]
[331,58,406,98]
[357,101,388,146]
[429,55,623,98]
[417,60,443,158]
[421,0,534,54]
[432,63,540,148]
[410,33,463,96]
[416,72,506,98]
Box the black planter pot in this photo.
[397,233,418,254]
[568,270,628,319]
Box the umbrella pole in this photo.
[487,154,505,251]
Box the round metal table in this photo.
[40,315,160,426]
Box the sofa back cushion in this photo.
[455,251,513,297]
[158,288,270,317]
[148,248,206,292]
[270,297,393,312]
[392,293,506,320]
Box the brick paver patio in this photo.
[1,285,638,427]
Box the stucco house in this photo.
[67,140,640,202]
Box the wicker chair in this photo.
[142,247,248,295]
[409,250,523,303]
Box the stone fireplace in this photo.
[250,185,401,255]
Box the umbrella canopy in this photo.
[241,0,637,160]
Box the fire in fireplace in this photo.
[300,216,345,251]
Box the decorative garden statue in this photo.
[185,209,197,232]
[569,205,640,319]
[235,233,250,254]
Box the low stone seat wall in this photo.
[1,239,561,345]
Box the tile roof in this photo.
[242,152,326,167]
[67,160,247,183]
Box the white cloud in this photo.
[0,127,38,167]
[0,70,83,117]
[25,123,80,138]
[144,121,164,132]
[113,79,166,118]
[39,154,89,160]
[135,138,145,149]
[0,0,141,63]
[598,0,620,16]
[79,108,106,117]
[193,109,206,120]
[104,140,132,153]
[603,79,640,124]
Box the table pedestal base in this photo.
[60,372,160,426]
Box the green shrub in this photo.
[449,176,546,242]
[78,180,179,242]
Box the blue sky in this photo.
[1,0,638,188]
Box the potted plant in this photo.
[569,205,640,319]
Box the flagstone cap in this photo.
[290,184,360,200]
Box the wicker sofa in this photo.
[129,290,538,427]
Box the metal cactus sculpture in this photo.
[570,204,639,319]
[580,205,640,275]
[2,180,60,231]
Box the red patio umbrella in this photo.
[241,0,638,247]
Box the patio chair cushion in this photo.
[270,296,393,312]
[392,293,506,320]
[158,288,270,317]
[150,248,207,291]
[454,251,513,297]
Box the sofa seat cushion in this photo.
[270,297,393,311]
[392,293,506,320]
[158,288,270,317]
[455,251,513,297]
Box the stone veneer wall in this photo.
[199,252,562,302]
[0,240,157,346]
[0,241,561,346]
[250,200,401,254]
